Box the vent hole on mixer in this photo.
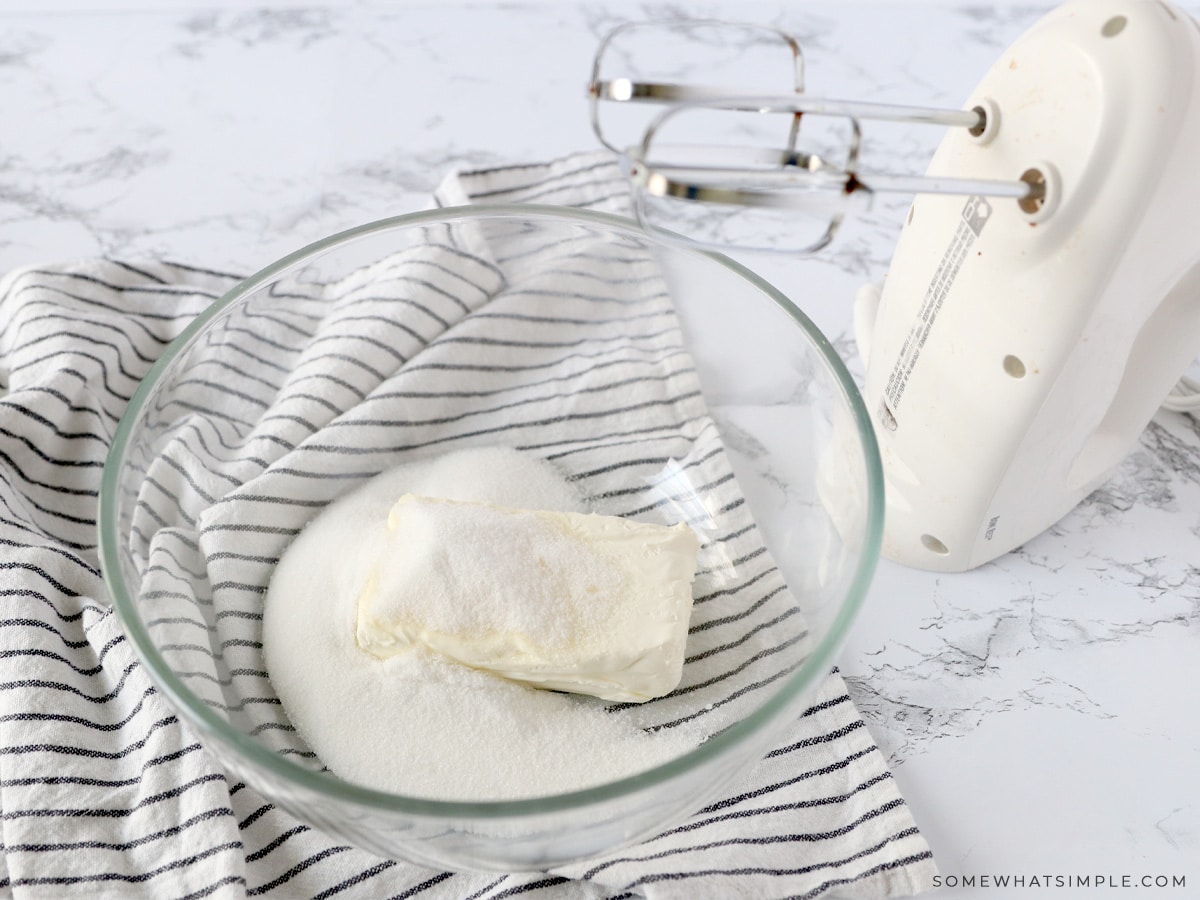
[1102,15,1127,37]
[921,534,949,555]
[1003,355,1027,378]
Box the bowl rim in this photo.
[97,203,884,820]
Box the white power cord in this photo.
[1163,374,1200,415]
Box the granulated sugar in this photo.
[262,446,702,801]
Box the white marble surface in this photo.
[1,1,1197,897]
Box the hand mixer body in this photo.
[859,0,1200,571]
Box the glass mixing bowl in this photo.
[97,205,883,872]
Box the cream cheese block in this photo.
[354,494,700,703]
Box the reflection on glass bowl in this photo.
[97,205,883,872]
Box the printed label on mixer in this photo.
[961,196,993,238]
[884,196,992,411]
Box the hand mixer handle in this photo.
[863,0,1200,571]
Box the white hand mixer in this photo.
[588,0,1200,572]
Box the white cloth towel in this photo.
[0,152,938,899]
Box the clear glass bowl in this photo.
[97,205,883,872]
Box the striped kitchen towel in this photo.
[0,151,937,899]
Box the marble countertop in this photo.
[1,2,1196,897]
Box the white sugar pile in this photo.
[262,446,702,800]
